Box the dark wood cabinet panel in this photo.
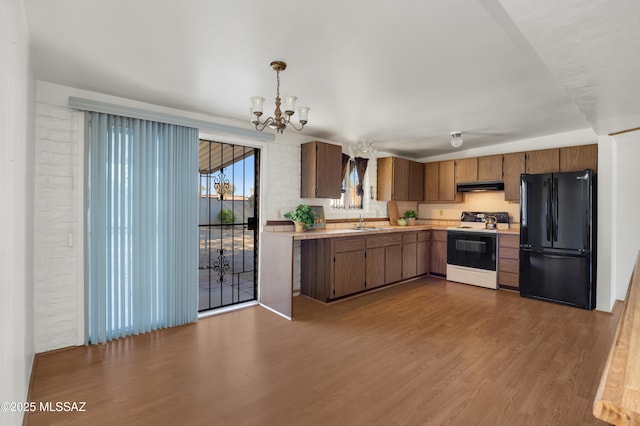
[366,246,386,289]
[498,234,519,289]
[393,158,410,201]
[526,148,559,174]
[455,158,478,183]
[424,162,439,202]
[560,144,598,172]
[503,152,525,202]
[402,233,418,280]
[478,155,503,181]
[378,157,423,201]
[385,244,403,284]
[408,161,424,201]
[416,240,431,276]
[430,230,447,275]
[334,250,366,298]
[301,141,342,198]
[438,160,458,202]
[301,239,332,301]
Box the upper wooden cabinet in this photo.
[560,144,598,172]
[439,160,459,202]
[503,152,525,202]
[408,161,425,201]
[478,155,504,181]
[300,141,342,198]
[525,148,559,174]
[424,162,439,202]
[455,155,502,183]
[423,160,462,203]
[455,158,478,183]
[377,157,423,201]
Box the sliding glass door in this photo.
[198,140,259,312]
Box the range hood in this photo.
[456,181,505,192]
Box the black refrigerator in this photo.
[519,169,596,309]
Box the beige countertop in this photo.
[262,224,519,240]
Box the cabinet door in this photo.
[455,157,478,183]
[503,152,525,202]
[416,241,431,276]
[526,148,559,174]
[385,245,403,284]
[560,144,598,172]
[478,155,503,181]
[408,161,424,201]
[402,242,417,279]
[424,162,439,202]
[431,241,447,275]
[334,250,365,298]
[366,247,386,289]
[438,160,457,201]
[300,141,342,198]
[392,158,410,201]
[430,230,447,275]
[376,157,393,201]
[498,234,520,289]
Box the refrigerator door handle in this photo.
[545,179,552,242]
[553,177,559,242]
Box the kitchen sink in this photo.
[352,226,394,231]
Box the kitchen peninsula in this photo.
[260,223,518,319]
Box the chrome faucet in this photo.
[355,214,364,229]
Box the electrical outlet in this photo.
[439,210,443,216]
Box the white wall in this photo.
[33,103,84,352]
[612,133,640,300]
[0,0,35,424]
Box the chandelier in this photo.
[250,61,309,134]
[355,140,378,157]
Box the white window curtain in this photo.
[87,112,199,344]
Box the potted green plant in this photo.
[284,204,316,232]
[404,209,418,226]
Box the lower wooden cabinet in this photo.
[301,230,432,302]
[402,232,418,280]
[334,248,366,298]
[430,230,447,275]
[416,231,431,276]
[366,246,386,289]
[498,234,520,289]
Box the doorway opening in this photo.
[198,140,259,312]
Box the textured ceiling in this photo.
[23,0,640,158]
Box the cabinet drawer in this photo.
[498,271,519,287]
[402,232,418,244]
[499,234,519,248]
[334,237,365,253]
[366,233,402,248]
[499,247,519,260]
[499,258,519,274]
[431,230,447,242]
[418,230,431,242]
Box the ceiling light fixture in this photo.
[450,131,463,148]
[356,140,378,157]
[250,61,309,134]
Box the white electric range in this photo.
[446,212,510,289]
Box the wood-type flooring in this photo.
[25,278,621,426]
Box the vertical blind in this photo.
[87,112,198,344]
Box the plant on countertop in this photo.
[403,209,418,219]
[284,204,316,230]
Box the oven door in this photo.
[446,230,497,271]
